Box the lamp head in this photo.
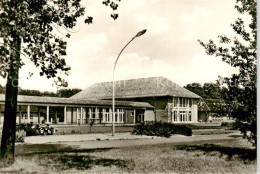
[135,29,147,37]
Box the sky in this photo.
[0,0,242,91]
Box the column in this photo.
[88,108,91,123]
[109,108,112,123]
[76,108,79,124]
[80,107,83,124]
[37,107,40,124]
[64,106,67,124]
[116,109,119,123]
[46,105,49,124]
[27,105,30,123]
[133,109,136,124]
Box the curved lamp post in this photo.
[112,29,147,136]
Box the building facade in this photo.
[71,76,201,123]
[0,77,202,125]
[0,94,154,125]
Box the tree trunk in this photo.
[0,36,21,166]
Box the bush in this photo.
[15,130,26,143]
[17,123,56,136]
[132,121,192,137]
[17,123,37,136]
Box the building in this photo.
[71,76,201,123]
[0,94,154,125]
[198,99,210,122]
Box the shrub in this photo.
[16,123,56,136]
[17,123,37,136]
[15,130,26,143]
[221,121,229,126]
[132,121,192,137]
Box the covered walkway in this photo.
[0,94,154,125]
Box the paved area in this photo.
[60,132,249,149]
[24,133,159,144]
[23,131,251,150]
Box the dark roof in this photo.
[198,99,210,112]
[0,94,153,109]
[71,76,201,100]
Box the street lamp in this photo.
[112,29,147,136]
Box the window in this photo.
[104,108,110,122]
[90,108,96,119]
[86,108,89,123]
[174,97,178,107]
[179,111,186,122]
[115,112,118,122]
[77,108,81,118]
[23,114,28,119]
[115,109,124,123]
[131,112,134,117]
[179,98,183,107]
[183,98,186,107]
[30,114,33,119]
[188,111,192,121]
[189,99,192,107]
[173,111,177,122]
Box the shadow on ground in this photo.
[15,144,135,171]
[16,144,112,155]
[39,153,134,171]
[176,143,256,163]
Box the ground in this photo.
[0,129,256,173]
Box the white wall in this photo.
[144,109,155,121]
[192,99,198,123]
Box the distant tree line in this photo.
[0,85,81,98]
[184,82,222,99]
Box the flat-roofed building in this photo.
[0,94,153,125]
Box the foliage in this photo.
[18,89,57,97]
[15,130,26,143]
[0,0,121,164]
[176,143,256,162]
[198,0,256,147]
[56,88,82,98]
[0,0,120,84]
[17,88,82,97]
[132,121,192,138]
[17,123,56,136]
[184,82,222,99]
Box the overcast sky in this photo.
[0,0,242,91]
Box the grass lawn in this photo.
[0,136,256,174]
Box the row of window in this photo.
[171,111,192,122]
[21,114,33,119]
[173,98,192,107]
[75,108,126,123]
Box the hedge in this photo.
[132,121,192,138]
